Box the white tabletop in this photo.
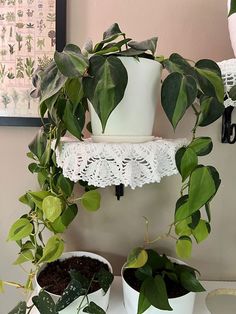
[30,277,236,313]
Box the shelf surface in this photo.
[29,277,236,313]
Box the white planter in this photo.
[89,57,162,143]
[121,257,196,314]
[228,0,236,57]
[36,251,113,314]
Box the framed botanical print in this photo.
[0,0,66,126]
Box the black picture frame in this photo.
[0,0,67,127]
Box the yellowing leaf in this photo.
[176,236,192,259]
[125,248,148,268]
[42,196,62,222]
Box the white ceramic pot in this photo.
[228,0,236,57]
[121,257,196,314]
[36,251,113,314]
[89,57,162,143]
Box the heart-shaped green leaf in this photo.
[33,290,57,314]
[81,190,101,212]
[176,236,192,259]
[8,218,33,241]
[83,55,128,132]
[179,271,205,292]
[188,137,213,156]
[54,44,88,77]
[192,219,210,243]
[195,60,224,103]
[56,279,85,311]
[142,276,172,311]
[125,247,148,268]
[39,235,64,263]
[42,196,62,222]
[96,268,114,294]
[161,72,197,129]
[52,204,78,233]
[175,147,198,181]
[189,166,216,213]
[198,96,225,127]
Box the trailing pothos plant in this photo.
[0,93,101,310]
[10,266,113,314]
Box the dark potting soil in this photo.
[123,268,188,299]
[37,256,109,296]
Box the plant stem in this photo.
[123,34,128,50]
[77,274,95,313]
[144,222,176,245]
[191,104,200,140]
[3,281,25,289]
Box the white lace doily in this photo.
[218,59,236,107]
[54,138,187,189]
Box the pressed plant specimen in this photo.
[0,26,6,43]
[37,38,45,50]
[25,34,33,53]
[6,12,15,22]
[46,12,55,28]
[37,19,46,33]
[16,23,25,29]
[26,23,34,29]
[9,26,13,38]
[7,70,15,79]
[9,44,15,55]
[24,57,35,79]
[17,10,23,18]
[2,93,11,109]
[48,30,56,47]
[26,9,34,18]
[37,54,52,69]
[16,57,24,79]
[16,32,23,51]
[0,63,6,83]
[11,89,19,110]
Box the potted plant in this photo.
[9,251,113,314]
[122,248,203,314]
[31,23,224,143]
[34,251,113,314]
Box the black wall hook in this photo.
[221,106,236,144]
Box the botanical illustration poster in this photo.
[0,0,55,118]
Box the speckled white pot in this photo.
[35,251,113,314]
[121,257,196,314]
[228,0,236,57]
[89,57,162,143]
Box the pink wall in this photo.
[68,0,233,62]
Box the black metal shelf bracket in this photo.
[221,106,236,144]
[115,184,124,200]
